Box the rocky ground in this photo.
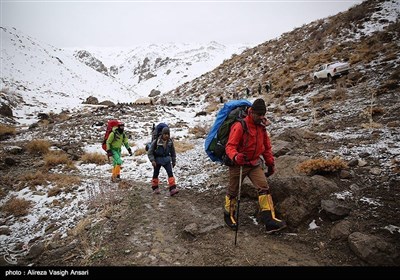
[4,180,364,267]
[1,1,400,270]
[1,95,399,268]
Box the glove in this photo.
[265,165,275,177]
[106,150,113,157]
[234,153,246,165]
[128,148,132,156]
[172,161,176,168]
[151,161,157,167]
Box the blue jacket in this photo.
[148,137,176,166]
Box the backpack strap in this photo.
[236,119,249,148]
[149,139,157,153]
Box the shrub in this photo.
[189,125,208,139]
[134,147,147,156]
[205,102,219,114]
[333,86,347,100]
[48,186,62,197]
[81,152,107,165]
[2,197,32,217]
[86,184,125,210]
[44,151,73,168]
[174,140,194,153]
[379,79,399,91]
[297,157,348,175]
[18,171,81,189]
[0,124,16,139]
[26,139,51,155]
[48,174,81,190]
[19,171,47,188]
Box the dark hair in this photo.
[252,98,266,115]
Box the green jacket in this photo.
[106,127,130,151]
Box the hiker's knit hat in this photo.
[162,127,170,135]
[252,98,266,115]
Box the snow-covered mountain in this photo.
[83,42,248,97]
[0,27,140,124]
[0,26,248,125]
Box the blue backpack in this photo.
[205,99,251,165]
[145,123,169,151]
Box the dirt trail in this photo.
[45,179,362,267]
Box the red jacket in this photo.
[225,115,274,167]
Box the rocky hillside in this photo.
[85,42,248,98]
[74,50,109,76]
[0,0,399,267]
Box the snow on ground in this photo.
[0,104,221,251]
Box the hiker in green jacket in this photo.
[106,122,132,182]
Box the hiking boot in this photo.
[265,220,287,234]
[169,186,179,196]
[258,194,287,233]
[224,195,237,230]
[260,211,287,234]
[152,186,160,194]
[224,212,237,230]
[111,177,121,183]
[111,166,121,182]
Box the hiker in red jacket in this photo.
[224,98,286,233]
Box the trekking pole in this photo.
[234,165,243,246]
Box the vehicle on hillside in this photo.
[313,61,350,82]
[167,98,188,106]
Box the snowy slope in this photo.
[1,26,248,125]
[85,41,248,97]
[1,27,139,125]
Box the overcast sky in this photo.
[2,0,362,48]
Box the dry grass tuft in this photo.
[71,217,91,236]
[297,157,348,175]
[189,125,208,139]
[333,86,347,100]
[18,171,81,190]
[174,140,194,153]
[0,124,16,138]
[44,151,73,168]
[379,79,399,92]
[361,122,383,129]
[49,174,81,190]
[48,186,62,197]
[134,147,147,156]
[81,152,107,165]
[19,171,47,187]
[26,139,51,155]
[135,140,194,154]
[2,197,32,217]
[205,102,219,114]
[86,184,125,210]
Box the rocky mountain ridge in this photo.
[0,27,246,125]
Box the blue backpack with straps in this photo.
[205,99,251,165]
[145,122,169,151]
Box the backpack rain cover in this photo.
[204,99,251,163]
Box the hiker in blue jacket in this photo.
[147,127,179,196]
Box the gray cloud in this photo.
[2,1,362,48]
